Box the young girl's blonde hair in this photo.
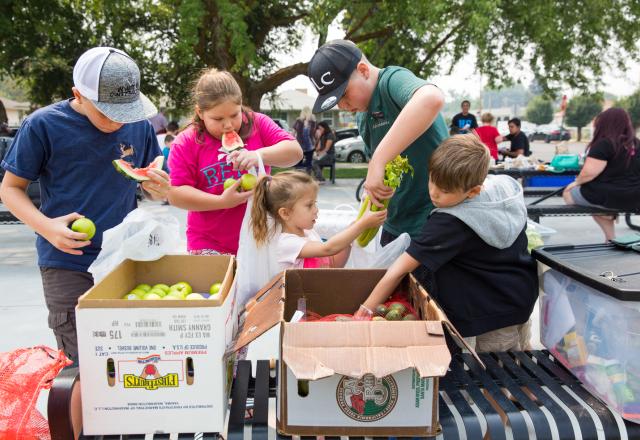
[191,68,253,144]
[251,171,318,245]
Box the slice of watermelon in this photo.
[112,155,164,182]
[221,131,244,154]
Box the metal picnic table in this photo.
[48,350,640,439]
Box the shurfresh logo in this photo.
[336,374,398,422]
[122,355,179,390]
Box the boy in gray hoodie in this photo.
[356,134,537,352]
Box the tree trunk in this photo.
[577,126,582,142]
[246,86,263,112]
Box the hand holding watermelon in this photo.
[140,168,171,200]
[228,149,260,172]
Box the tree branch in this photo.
[254,62,310,95]
[345,4,377,40]
[349,27,394,44]
[420,22,464,69]
[270,12,308,28]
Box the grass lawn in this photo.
[272,166,367,179]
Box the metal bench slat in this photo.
[493,351,577,438]
[463,352,531,437]
[475,352,553,439]
[437,395,461,440]
[252,360,271,439]
[445,357,506,439]
[228,360,252,440]
[530,350,623,439]
[514,351,602,439]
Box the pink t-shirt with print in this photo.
[169,112,295,254]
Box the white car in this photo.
[334,136,368,163]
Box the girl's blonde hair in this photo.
[251,171,318,245]
[191,68,253,143]
[480,112,495,124]
[298,106,314,122]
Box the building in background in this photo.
[261,89,353,129]
[0,97,30,126]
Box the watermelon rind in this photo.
[220,131,244,154]
[112,155,164,182]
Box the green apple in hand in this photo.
[240,173,257,191]
[223,178,238,191]
[70,217,96,240]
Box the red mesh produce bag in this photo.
[0,346,72,440]
[299,291,419,322]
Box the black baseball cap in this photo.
[308,40,362,114]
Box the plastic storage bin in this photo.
[525,175,576,187]
[533,244,640,422]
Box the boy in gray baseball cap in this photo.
[0,47,170,366]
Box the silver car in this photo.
[334,136,368,163]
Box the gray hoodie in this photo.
[433,174,527,249]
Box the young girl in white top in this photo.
[251,171,386,270]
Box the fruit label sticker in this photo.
[284,367,433,428]
[120,355,181,391]
[336,374,398,422]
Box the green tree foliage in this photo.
[618,90,640,128]
[565,94,603,141]
[526,96,554,125]
[3,0,640,113]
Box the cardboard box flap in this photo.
[282,321,452,380]
[430,303,485,369]
[233,274,285,351]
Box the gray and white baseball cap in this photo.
[73,47,157,123]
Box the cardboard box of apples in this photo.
[76,254,238,435]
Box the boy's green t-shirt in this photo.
[357,66,449,238]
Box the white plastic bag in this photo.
[88,206,181,282]
[235,153,281,307]
[315,204,358,240]
[345,232,411,269]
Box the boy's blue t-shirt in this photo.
[1,100,162,272]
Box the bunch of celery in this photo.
[356,155,413,247]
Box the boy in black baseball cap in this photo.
[308,39,449,246]
[0,47,170,365]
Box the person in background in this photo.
[474,112,501,161]
[451,100,478,134]
[292,107,316,174]
[311,121,336,183]
[563,107,640,241]
[498,117,530,157]
[157,120,179,148]
[148,107,168,134]
[162,134,174,165]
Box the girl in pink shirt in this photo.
[168,69,302,254]
[251,171,386,270]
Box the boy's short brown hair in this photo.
[429,134,490,192]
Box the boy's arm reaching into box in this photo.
[355,252,421,319]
